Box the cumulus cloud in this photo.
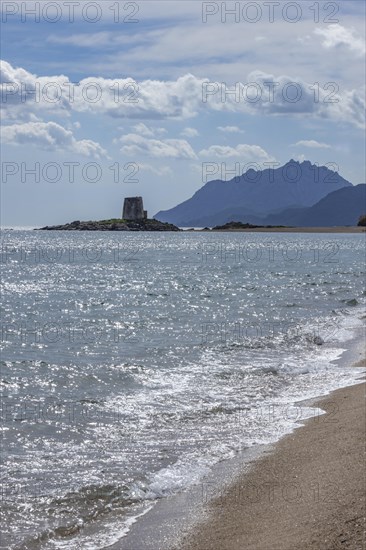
[314,24,365,56]
[2,121,107,158]
[327,87,366,129]
[1,60,364,129]
[0,60,71,121]
[243,71,365,129]
[180,127,199,137]
[293,140,331,149]
[242,71,322,115]
[119,133,197,159]
[132,123,155,137]
[0,60,205,121]
[205,71,365,129]
[217,125,244,133]
[199,144,274,163]
[132,123,167,137]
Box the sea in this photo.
[1,229,365,549]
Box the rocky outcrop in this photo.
[37,218,181,231]
[212,221,287,230]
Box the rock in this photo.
[36,218,181,232]
[357,215,366,227]
[212,221,262,230]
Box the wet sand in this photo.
[178,368,365,549]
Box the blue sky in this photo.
[1,0,365,225]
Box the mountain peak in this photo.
[155,160,353,226]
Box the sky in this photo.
[1,0,365,226]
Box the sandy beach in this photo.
[177,363,365,550]
[207,227,366,233]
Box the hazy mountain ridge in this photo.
[170,185,366,228]
[155,160,353,226]
[265,184,366,227]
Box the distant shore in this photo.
[178,357,365,550]
[32,222,365,233]
[197,226,365,233]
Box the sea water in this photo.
[0,230,365,549]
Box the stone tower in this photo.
[122,197,147,220]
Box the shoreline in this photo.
[177,366,365,549]
[197,226,366,233]
[1,226,365,233]
[109,331,365,550]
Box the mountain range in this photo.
[155,160,365,227]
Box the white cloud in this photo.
[120,134,197,159]
[199,144,274,163]
[217,126,244,133]
[132,123,155,137]
[314,24,365,56]
[0,60,73,121]
[0,61,205,121]
[2,121,107,158]
[293,140,331,149]
[132,123,167,137]
[1,60,364,129]
[242,71,365,129]
[327,87,366,130]
[294,154,306,163]
[206,71,365,130]
[180,127,199,137]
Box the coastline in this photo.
[2,225,365,233]
[177,364,365,550]
[203,226,366,233]
[107,330,365,550]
